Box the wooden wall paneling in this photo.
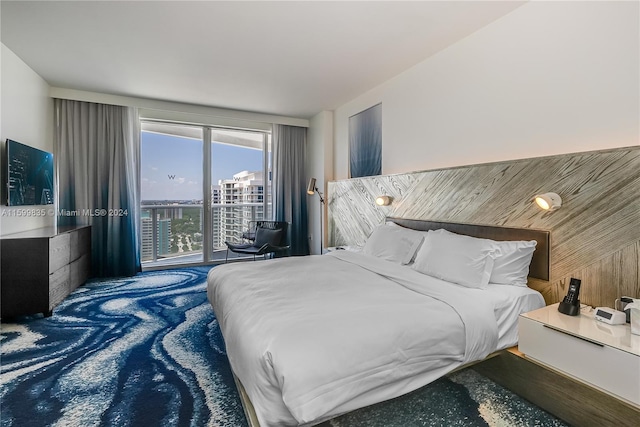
[550,177,640,280]
[327,146,640,308]
[328,181,379,246]
[555,241,640,308]
[619,241,640,300]
[526,278,556,305]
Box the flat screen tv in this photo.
[5,139,54,206]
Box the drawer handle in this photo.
[543,324,604,347]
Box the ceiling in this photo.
[1,1,525,119]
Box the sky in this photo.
[141,132,264,201]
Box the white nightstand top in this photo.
[521,303,640,357]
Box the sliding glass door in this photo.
[211,129,271,257]
[140,123,204,266]
[140,121,270,268]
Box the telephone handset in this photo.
[558,278,581,316]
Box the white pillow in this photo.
[490,240,537,286]
[412,229,498,289]
[362,224,425,265]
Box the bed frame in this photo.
[234,218,551,427]
[234,352,505,427]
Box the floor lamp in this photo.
[307,178,325,254]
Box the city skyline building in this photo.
[211,185,222,248]
[214,170,269,248]
[141,169,271,263]
[141,216,172,261]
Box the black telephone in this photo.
[558,278,581,316]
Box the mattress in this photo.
[207,250,544,426]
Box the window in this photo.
[140,121,270,268]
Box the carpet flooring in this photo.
[1,267,568,427]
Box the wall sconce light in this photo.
[307,178,317,196]
[534,192,562,211]
[375,195,393,206]
[307,178,325,254]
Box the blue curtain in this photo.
[349,103,382,178]
[272,124,309,256]
[54,99,141,277]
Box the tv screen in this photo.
[6,139,54,206]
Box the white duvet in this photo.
[207,251,544,426]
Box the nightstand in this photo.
[518,303,640,407]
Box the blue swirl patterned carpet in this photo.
[1,267,567,427]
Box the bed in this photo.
[207,218,550,426]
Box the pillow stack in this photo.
[362,224,537,288]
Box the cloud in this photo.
[176,177,186,184]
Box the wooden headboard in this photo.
[386,217,550,281]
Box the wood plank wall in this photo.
[327,146,640,308]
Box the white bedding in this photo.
[207,250,544,426]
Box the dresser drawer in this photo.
[49,265,71,309]
[70,226,91,262]
[519,316,640,406]
[49,233,71,273]
[69,253,91,292]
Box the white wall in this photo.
[1,44,54,235]
[334,1,639,179]
[306,110,333,254]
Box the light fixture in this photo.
[375,195,393,206]
[534,192,562,211]
[307,178,316,196]
[307,178,325,254]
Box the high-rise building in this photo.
[141,217,153,261]
[214,170,269,247]
[141,216,172,260]
[211,185,222,248]
[157,219,172,255]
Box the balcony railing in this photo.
[141,202,269,268]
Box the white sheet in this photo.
[485,283,546,349]
[207,251,543,426]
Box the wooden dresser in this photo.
[1,225,91,319]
